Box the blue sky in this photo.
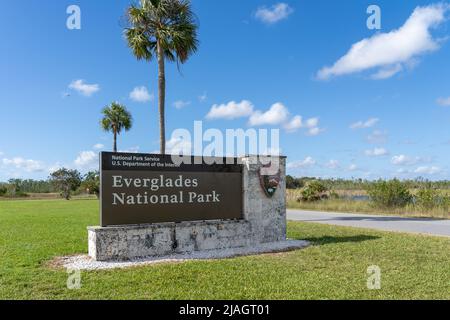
[1,0,450,181]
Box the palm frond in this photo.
[100,103,133,134]
[125,0,199,66]
[125,27,155,61]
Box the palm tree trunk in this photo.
[113,127,117,153]
[157,41,166,155]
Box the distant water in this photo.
[342,195,370,202]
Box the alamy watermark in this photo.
[67,5,81,30]
[168,121,281,175]
[367,5,381,30]
[367,265,381,290]
[66,268,81,290]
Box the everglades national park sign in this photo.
[100,152,243,226]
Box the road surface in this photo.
[287,209,450,237]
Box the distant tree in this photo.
[286,175,302,189]
[125,0,199,154]
[0,184,7,196]
[101,102,133,152]
[82,171,100,198]
[6,179,54,193]
[7,179,21,196]
[5,179,31,197]
[49,168,82,200]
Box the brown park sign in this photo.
[100,152,243,226]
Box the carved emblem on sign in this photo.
[259,164,281,198]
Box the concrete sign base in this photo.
[88,156,286,261]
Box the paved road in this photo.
[287,209,450,237]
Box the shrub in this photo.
[0,186,7,196]
[366,179,412,208]
[441,195,450,211]
[297,180,329,202]
[415,187,439,210]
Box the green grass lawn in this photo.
[0,199,449,300]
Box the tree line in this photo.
[289,177,450,212]
[0,169,99,200]
[286,176,450,191]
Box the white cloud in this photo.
[173,100,191,109]
[249,103,290,126]
[302,117,324,136]
[166,137,192,155]
[306,127,325,136]
[391,154,425,166]
[348,164,358,171]
[119,146,140,153]
[350,118,379,129]
[283,115,303,132]
[152,140,191,156]
[414,166,441,175]
[305,118,319,128]
[367,130,388,144]
[287,157,316,169]
[365,147,389,157]
[2,157,45,172]
[48,163,64,174]
[392,155,411,165]
[437,96,450,106]
[249,103,323,135]
[395,165,442,176]
[206,100,254,120]
[326,160,340,169]
[255,3,294,24]
[198,92,207,103]
[74,151,98,169]
[206,100,323,135]
[371,64,403,80]
[317,4,448,80]
[69,79,100,97]
[130,86,153,103]
[93,144,104,150]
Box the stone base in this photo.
[88,219,258,261]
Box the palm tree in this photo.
[125,0,199,154]
[101,102,133,152]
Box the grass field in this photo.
[0,193,97,201]
[0,199,449,300]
